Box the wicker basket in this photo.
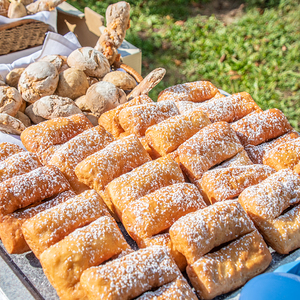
[0,19,51,55]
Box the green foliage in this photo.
[70,0,300,129]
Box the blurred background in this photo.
[69,0,300,129]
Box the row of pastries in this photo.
[0,80,300,300]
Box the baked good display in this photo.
[157,81,218,102]
[170,200,271,299]
[118,100,179,137]
[0,86,23,116]
[0,142,24,162]
[199,91,262,123]
[177,121,244,181]
[105,156,185,220]
[21,189,111,258]
[0,151,42,183]
[145,109,211,156]
[0,190,75,254]
[98,94,153,137]
[20,113,93,153]
[198,164,275,204]
[238,169,300,254]
[80,246,182,300]
[75,134,151,212]
[122,183,206,247]
[263,137,300,173]
[18,61,59,103]
[40,216,131,300]
[48,125,115,193]
[231,108,293,146]
[0,165,70,219]
[136,278,198,300]
[245,131,299,164]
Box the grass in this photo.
[69,0,300,129]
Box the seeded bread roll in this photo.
[18,61,59,103]
[67,47,110,78]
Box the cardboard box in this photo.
[0,3,142,75]
[57,3,142,74]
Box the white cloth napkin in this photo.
[0,9,57,32]
[0,132,26,149]
[0,31,81,79]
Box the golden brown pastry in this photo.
[0,152,42,183]
[40,216,131,300]
[0,190,75,254]
[0,165,71,220]
[136,278,198,300]
[122,183,206,246]
[139,136,160,160]
[38,144,62,165]
[157,81,218,103]
[231,108,293,146]
[106,156,185,220]
[238,169,300,254]
[262,137,300,172]
[169,200,256,264]
[98,94,153,138]
[48,125,115,193]
[174,101,203,115]
[143,233,187,272]
[245,131,299,164]
[20,114,93,154]
[80,246,182,300]
[177,121,244,181]
[198,164,275,204]
[145,109,211,156]
[212,149,253,169]
[22,190,110,258]
[118,100,179,137]
[187,230,272,300]
[199,92,262,123]
[75,134,151,192]
[0,142,23,162]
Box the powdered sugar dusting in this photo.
[231,108,292,146]
[170,200,255,263]
[0,142,24,162]
[80,246,181,300]
[0,152,42,183]
[122,183,206,243]
[0,165,70,217]
[200,164,275,203]
[238,169,300,220]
